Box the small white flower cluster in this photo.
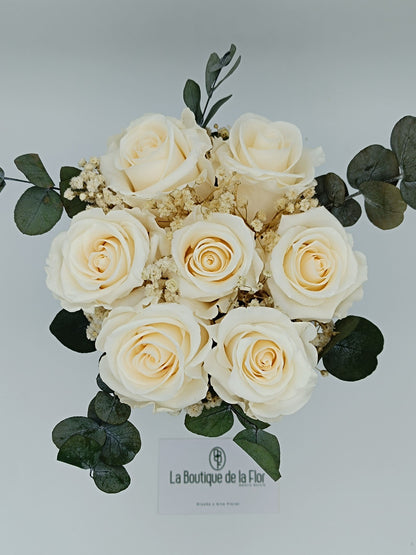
[85,306,110,341]
[185,389,223,417]
[142,256,179,302]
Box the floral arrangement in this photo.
[2,45,415,494]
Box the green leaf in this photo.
[93,392,131,425]
[185,403,234,437]
[400,180,416,210]
[92,462,130,494]
[14,186,63,235]
[330,198,362,227]
[183,79,203,125]
[14,153,55,188]
[322,315,384,382]
[233,428,281,481]
[205,52,221,94]
[214,55,241,90]
[96,374,114,395]
[391,115,416,181]
[49,309,96,353]
[0,168,5,193]
[315,173,347,207]
[52,416,106,449]
[101,421,141,466]
[57,434,102,469]
[59,166,87,218]
[359,180,407,229]
[347,145,400,189]
[231,405,270,430]
[220,44,237,67]
[203,95,232,127]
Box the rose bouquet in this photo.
[2,45,415,494]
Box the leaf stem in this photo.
[5,177,31,184]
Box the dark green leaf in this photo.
[391,115,416,181]
[92,462,130,493]
[322,315,384,381]
[14,153,54,188]
[215,56,241,90]
[220,44,237,66]
[0,168,5,193]
[185,403,234,437]
[183,79,203,125]
[359,180,407,229]
[49,309,96,353]
[101,421,141,466]
[330,198,362,227]
[14,186,63,235]
[233,428,281,481]
[315,173,347,207]
[347,145,399,189]
[93,392,131,425]
[400,180,416,209]
[231,405,270,429]
[59,166,87,218]
[97,374,114,394]
[205,52,221,94]
[203,95,232,127]
[57,434,101,469]
[52,416,106,449]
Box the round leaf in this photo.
[185,404,234,437]
[49,309,96,353]
[101,421,141,466]
[92,463,130,494]
[14,186,63,235]
[14,153,55,189]
[400,180,416,210]
[57,434,101,469]
[322,315,384,381]
[96,374,114,394]
[347,145,399,189]
[59,166,87,218]
[233,428,281,481]
[231,405,270,430]
[359,180,407,229]
[391,115,416,181]
[0,167,5,193]
[93,392,131,425]
[315,173,347,207]
[52,416,106,449]
[330,198,362,227]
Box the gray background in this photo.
[1,0,415,553]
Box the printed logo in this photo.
[209,446,226,471]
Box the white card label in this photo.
[158,438,279,514]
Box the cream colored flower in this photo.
[100,109,212,203]
[268,206,367,321]
[213,113,324,219]
[96,304,210,412]
[46,207,163,311]
[206,306,318,422]
[170,210,263,303]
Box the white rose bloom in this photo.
[170,210,263,303]
[268,206,367,321]
[46,207,163,311]
[100,108,212,203]
[96,303,210,412]
[214,113,324,219]
[206,306,318,422]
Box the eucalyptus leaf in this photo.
[92,462,130,494]
[0,167,5,192]
[322,315,384,382]
[203,94,232,127]
[14,186,63,235]
[231,405,270,430]
[400,180,416,209]
[49,309,96,353]
[359,180,407,229]
[185,403,234,437]
[57,434,102,469]
[220,44,237,66]
[391,115,416,181]
[215,55,241,90]
[96,374,114,395]
[315,173,347,207]
[205,52,221,94]
[14,153,55,188]
[330,198,362,227]
[183,79,203,124]
[52,416,106,449]
[59,166,87,217]
[233,428,281,481]
[347,145,399,189]
[93,392,131,425]
[100,421,141,466]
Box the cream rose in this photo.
[96,303,210,412]
[206,307,318,422]
[170,210,263,303]
[267,206,367,321]
[100,108,212,202]
[214,113,324,219]
[46,207,162,311]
